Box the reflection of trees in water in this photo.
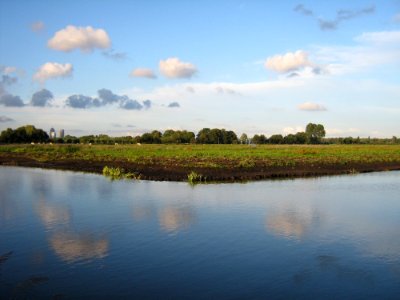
[158,207,196,233]
[49,232,109,263]
[266,206,322,239]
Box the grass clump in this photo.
[187,171,205,184]
[237,158,256,168]
[102,166,141,180]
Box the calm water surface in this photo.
[1,166,399,299]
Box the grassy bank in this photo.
[1,144,400,181]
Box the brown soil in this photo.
[1,153,399,182]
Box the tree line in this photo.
[0,124,399,145]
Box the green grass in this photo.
[1,144,400,169]
[102,166,141,180]
[187,171,206,184]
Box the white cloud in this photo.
[326,128,360,136]
[31,21,45,32]
[48,25,111,52]
[130,68,157,79]
[215,86,240,95]
[283,126,304,134]
[186,86,195,93]
[159,57,197,79]
[393,13,400,23]
[313,31,400,76]
[356,30,400,45]
[33,62,73,83]
[1,66,17,74]
[298,102,327,111]
[265,50,312,73]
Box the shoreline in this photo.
[1,154,399,182]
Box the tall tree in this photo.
[305,123,325,144]
[240,133,248,144]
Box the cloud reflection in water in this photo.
[49,232,109,263]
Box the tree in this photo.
[305,123,325,144]
[252,134,267,144]
[283,134,297,144]
[240,133,248,144]
[151,130,162,143]
[0,125,49,143]
[196,128,237,144]
[161,130,195,144]
[269,134,284,144]
[196,128,211,144]
[294,132,307,144]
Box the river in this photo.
[1,166,399,299]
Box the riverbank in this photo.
[1,144,400,181]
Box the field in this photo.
[1,144,400,181]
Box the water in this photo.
[1,166,399,299]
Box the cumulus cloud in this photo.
[159,57,197,79]
[298,102,327,111]
[265,50,312,73]
[130,68,157,79]
[0,74,17,87]
[0,116,15,122]
[98,88,122,104]
[65,89,150,110]
[48,25,111,52]
[0,94,25,107]
[102,49,127,60]
[66,95,101,109]
[0,73,23,107]
[143,99,152,109]
[31,89,54,107]
[31,21,45,32]
[294,4,375,31]
[168,102,180,108]
[33,62,73,83]
[119,99,143,110]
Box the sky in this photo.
[0,0,399,137]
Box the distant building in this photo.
[50,128,56,139]
[59,129,65,139]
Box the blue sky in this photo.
[0,0,399,137]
